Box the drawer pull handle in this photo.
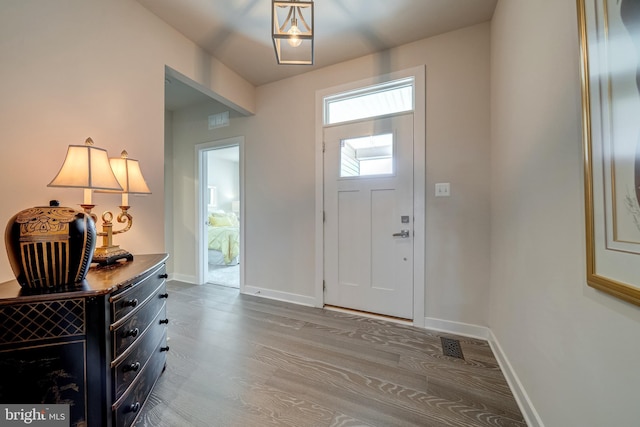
[159,293,169,299]
[128,402,141,413]
[160,346,170,352]
[123,361,141,372]
[159,273,168,279]
[159,318,169,325]
[123,328,139,338]
[124,298,138,308]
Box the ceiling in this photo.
[164,74,220,111]
[144,0,497,110]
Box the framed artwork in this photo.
[578,0,640,305]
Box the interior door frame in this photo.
[195,136,245,291]
[314,66,426,327]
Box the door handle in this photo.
[392,230,410,238]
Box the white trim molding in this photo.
[423,317,491,340]
[487,330,544,427]
[243,285,316,307]
[168,273,197,284]
[194,136,245,292]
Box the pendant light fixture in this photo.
[272,0,314,65]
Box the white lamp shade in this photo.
[108,156,151,195]
[48,143,123,191]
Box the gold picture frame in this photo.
[578,0,640,306]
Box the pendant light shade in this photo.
[272,0,314,65]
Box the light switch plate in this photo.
[435,182,450,197]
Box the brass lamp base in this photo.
[92,246,134,266]
[92,209,135,266]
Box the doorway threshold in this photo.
[323,305,413,325]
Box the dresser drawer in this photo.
[113,335,168,427]
[111,264,167,323]
[113,305,167,400]
[111,284,166,360]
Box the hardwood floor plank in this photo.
[136,282,526,427]
[328,413,376,427]
[260,336,420,390]
[137,344,334,426]
[260,347,521,427]
[426,377,524,424]
[266,368,452,427]
[400,354,514,398]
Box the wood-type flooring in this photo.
[134,281,526,427]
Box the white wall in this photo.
[164,109,175,274]
[170,22,492,327]
[0,0,254,283]
[490,1,640,425]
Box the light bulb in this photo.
[287,24,302,48]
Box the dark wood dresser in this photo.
[0,253,169,427]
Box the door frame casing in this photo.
[314,66,426,327]
[195,136,245,291]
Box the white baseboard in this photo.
[487,330,544,427]
[423,316,491,340]
[169,273,197,284]
[242,285,316,307]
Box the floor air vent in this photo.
[440,337,464,360]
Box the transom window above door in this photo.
[323,77,414,125]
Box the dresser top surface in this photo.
[0,253,169,304]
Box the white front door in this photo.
[323,114,414,319]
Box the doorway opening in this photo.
[315,66,426,326]
[197,137,244,289]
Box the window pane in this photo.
[325,78,413,125]
[340,133,393,177]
